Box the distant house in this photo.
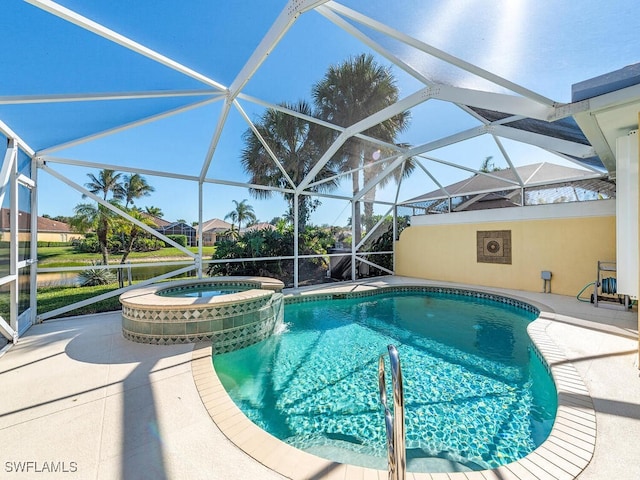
[140,214,198,246]
[0,208,83,243]
[196,218,233,247]
[143,214,172,230]
[156,222,197,247]
[193,219,277,246]
[241,222,276,234]
[195,218,233,246]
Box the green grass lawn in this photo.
[36,284,126,317]
[37,246,216,267]
[34,246,215,317]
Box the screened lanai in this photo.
[1,0,639,346]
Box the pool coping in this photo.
[191,283,595,480]
[119,276,284,308]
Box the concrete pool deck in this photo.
[0,276,638,479]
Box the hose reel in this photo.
[600,277,617,295]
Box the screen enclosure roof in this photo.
[2,0,640,209]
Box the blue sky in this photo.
[2,0,638,226]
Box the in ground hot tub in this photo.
[120,276,284,352]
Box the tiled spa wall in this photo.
[122,292,284,351]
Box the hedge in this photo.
[165,234,187,247]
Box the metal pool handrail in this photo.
[378,345,406,480]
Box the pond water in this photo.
[37,264,195,287]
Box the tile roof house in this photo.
[193,219,276,246]
[194,218,233,246]
[0,208,83,243]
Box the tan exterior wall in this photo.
[202,232,217,246]
[396,212,616,297]
[0,232,83,243]
[36,232,84,243]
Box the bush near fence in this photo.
[164,234,187,247]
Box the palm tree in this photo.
[85,169,124,201]
[121,173,154,208]
[240,100,340,231]
[145,206,164,218]
[312,53,411,243]
[71,200,121,265]
[225,199,257,231]
[80,169,126,264]
[479,155,502,173]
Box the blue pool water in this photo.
[214,291,557,472]
[157,286,242,298]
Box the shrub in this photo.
[132,237,163,252]
[78,268,117,286]
[165,234,187,247]
[108,236,123,253]
[207,227,331,286]
[75,236,100,253]
[74,234,121,253]
[36,241,72,248]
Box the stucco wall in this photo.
[396,201,616,296]
[0,232,83,243]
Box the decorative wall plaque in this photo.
[477,230,511,264]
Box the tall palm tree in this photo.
[225,199,257,231]
[80,169,126,264]
[312,53,411,243]
[121,173,154,208]
[240,100,340,231]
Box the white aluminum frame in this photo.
[0,0,618,338]
[0,138,37,342]
[0,140,18,342]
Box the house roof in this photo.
[404,162,602,203]
[142,213,172,228]
[458,192,521,211]
[242,222,276,233]
[1,208,74,233]
[157,221,196,231]
[195,218,232,234]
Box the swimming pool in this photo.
[214,290,557,473]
